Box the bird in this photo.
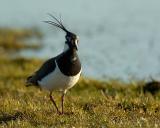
[26,14,82,114]
[143,79,160,95]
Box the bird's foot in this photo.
[58,111,74,115]
[56,110,62,115]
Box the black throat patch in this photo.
[56,49,81,76]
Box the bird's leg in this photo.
[49,92,61,114]
[61,91,66,114]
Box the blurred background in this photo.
[1,0,160,81]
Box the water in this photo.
[1,0,160,81]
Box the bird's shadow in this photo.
[0,111,23,124]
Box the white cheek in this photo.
[75,40,78,46]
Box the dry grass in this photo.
[0,27,42,51]
[0,57,159,128]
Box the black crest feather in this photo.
[44,13,68,32]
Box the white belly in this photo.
[38,61,81,91]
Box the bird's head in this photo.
[44,14,79,51]
[65,32,79,50]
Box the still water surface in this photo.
[1,0,160,81]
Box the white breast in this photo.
[38,61,81,91]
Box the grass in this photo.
[0,27,42,51]
[0,27,159,127]
[0,57,160,128]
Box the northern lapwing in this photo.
[143,79,160,95]
[26,14,82,114]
